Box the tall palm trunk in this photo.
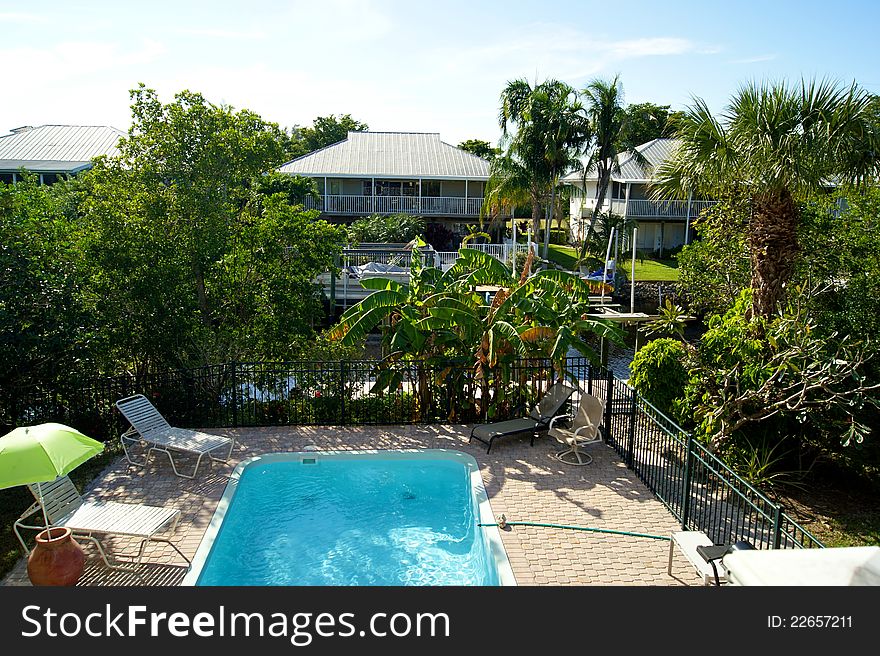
[578,170,611,261]
[543,179,557,259]
[749,188,799,318]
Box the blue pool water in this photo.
[191,451,508,586]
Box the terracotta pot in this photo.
[27,527,85,586]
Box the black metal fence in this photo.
[5,356,822,550]
[597,376,824,550]
[5,357,589,440]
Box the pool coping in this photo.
[181,448,517,586]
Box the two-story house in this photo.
[277,131,493,242]
[563,138,716,256]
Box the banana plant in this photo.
[329,245,623,420]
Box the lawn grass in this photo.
[546,244,680,281]
[0,440,122,581]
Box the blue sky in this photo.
[2,0,878,146]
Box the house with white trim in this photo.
[277,131,495,240]
[0,125,124,184]
[563,138,716,256]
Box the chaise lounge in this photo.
[14,475,190,569]
[115,394,235,479]
[469,381,576,453]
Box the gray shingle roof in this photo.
[278,131,490,179]
[0,125,125,173]
[562,138,680,184]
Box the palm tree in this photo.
[498,78,590,258]
[482,153,535,243]
[652,78,880,318]
[576,75,628,263]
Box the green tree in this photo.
[681,290,880,452]
[576,75,644,263]
[653,78,880,318]
[676,199,751,315]
[76,85,346,371]
[295,114,369,154]
[498,78,590,258]
[255,172,320,206]
[457,139,498,160]
[619,102,681,150]
[0,175,90,420]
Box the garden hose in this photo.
[478,516,669,541]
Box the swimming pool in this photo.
[182,450,515,586]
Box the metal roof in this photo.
[278,131,490,180]
[562,138,681,184]
[0,125,125,173]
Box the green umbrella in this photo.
[0,422,105,531]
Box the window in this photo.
[375,180,401,196]
[423,180,441,197]
[363,180,372,196]
[329,179,341,195]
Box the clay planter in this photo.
[27,527,85,586]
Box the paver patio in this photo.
[2,424,703,586]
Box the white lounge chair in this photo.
[548,392,605,465]
[115,394,235,479]
[13,475,190,569]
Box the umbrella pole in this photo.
[37,481,50,536]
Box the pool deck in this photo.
[2,424,703,586]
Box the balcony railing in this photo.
[301,195,486,217]
[580,198,717,219]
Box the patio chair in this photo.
[469,381,576,453]
[13,475,190,570]
[548,393,605,465]
[115,394,235,479]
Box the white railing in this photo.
[579,198,717,218]
[434,251,459,271]
[304,195,486,217]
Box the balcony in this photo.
[580,198,717,219]
[302,195,488,217]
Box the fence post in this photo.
[772,504,783,549]
[681,434,693,530]
[603,368,614,443]
[626,386,637,468]
[230,360,238,428]
[339,360,347,426]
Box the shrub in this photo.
[347,213,424,244]
[629,338,688,417]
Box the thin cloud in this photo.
[730,54,777,64]
[0,12,45,22]
[429,25,715,84]
[172,27,266,40]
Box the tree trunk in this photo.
[530,199,541,248]
[578,170,611,261]
[749,189,799,318]
[543,183,556,259]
